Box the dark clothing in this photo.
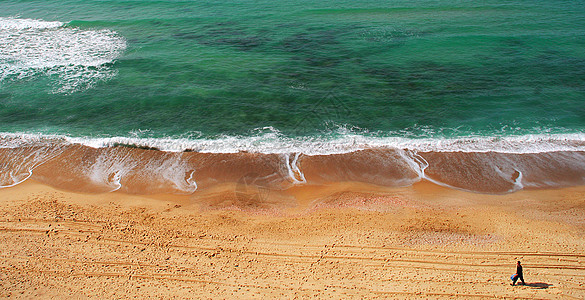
[512,273,525,285]
[513,264,525,285]
[517,264,523,277]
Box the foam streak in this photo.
[0,17,126,93]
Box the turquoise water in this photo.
[1,0,585,142]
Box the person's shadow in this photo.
[524,282,552,289]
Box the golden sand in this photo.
[0,180,583,298]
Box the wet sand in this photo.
[0,180,584,298]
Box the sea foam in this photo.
[0,17,126,93]
[1,131,585,194]
[1,129,585,155]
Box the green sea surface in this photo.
[1,0,584,140]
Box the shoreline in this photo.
[3,3,585,298]
[0,180,583,298]
[3,141,585,195]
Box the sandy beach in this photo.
[3,1,585,298]
[0,180,583,299]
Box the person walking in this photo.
[511,261,526,286]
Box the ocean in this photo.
[1,0,585,195]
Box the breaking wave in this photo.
[1,130,584,195]
[0,17,126,93]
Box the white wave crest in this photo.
[0,17,126,93]
[0,18,63,30]
[1,130,585,155]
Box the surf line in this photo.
[0,145,66,189]
[89,149,137,193]
[284,152,306,184]
[502,168,524,193]
[399,149,462,191]
[400,149,528,194]
[185,169,198,192]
